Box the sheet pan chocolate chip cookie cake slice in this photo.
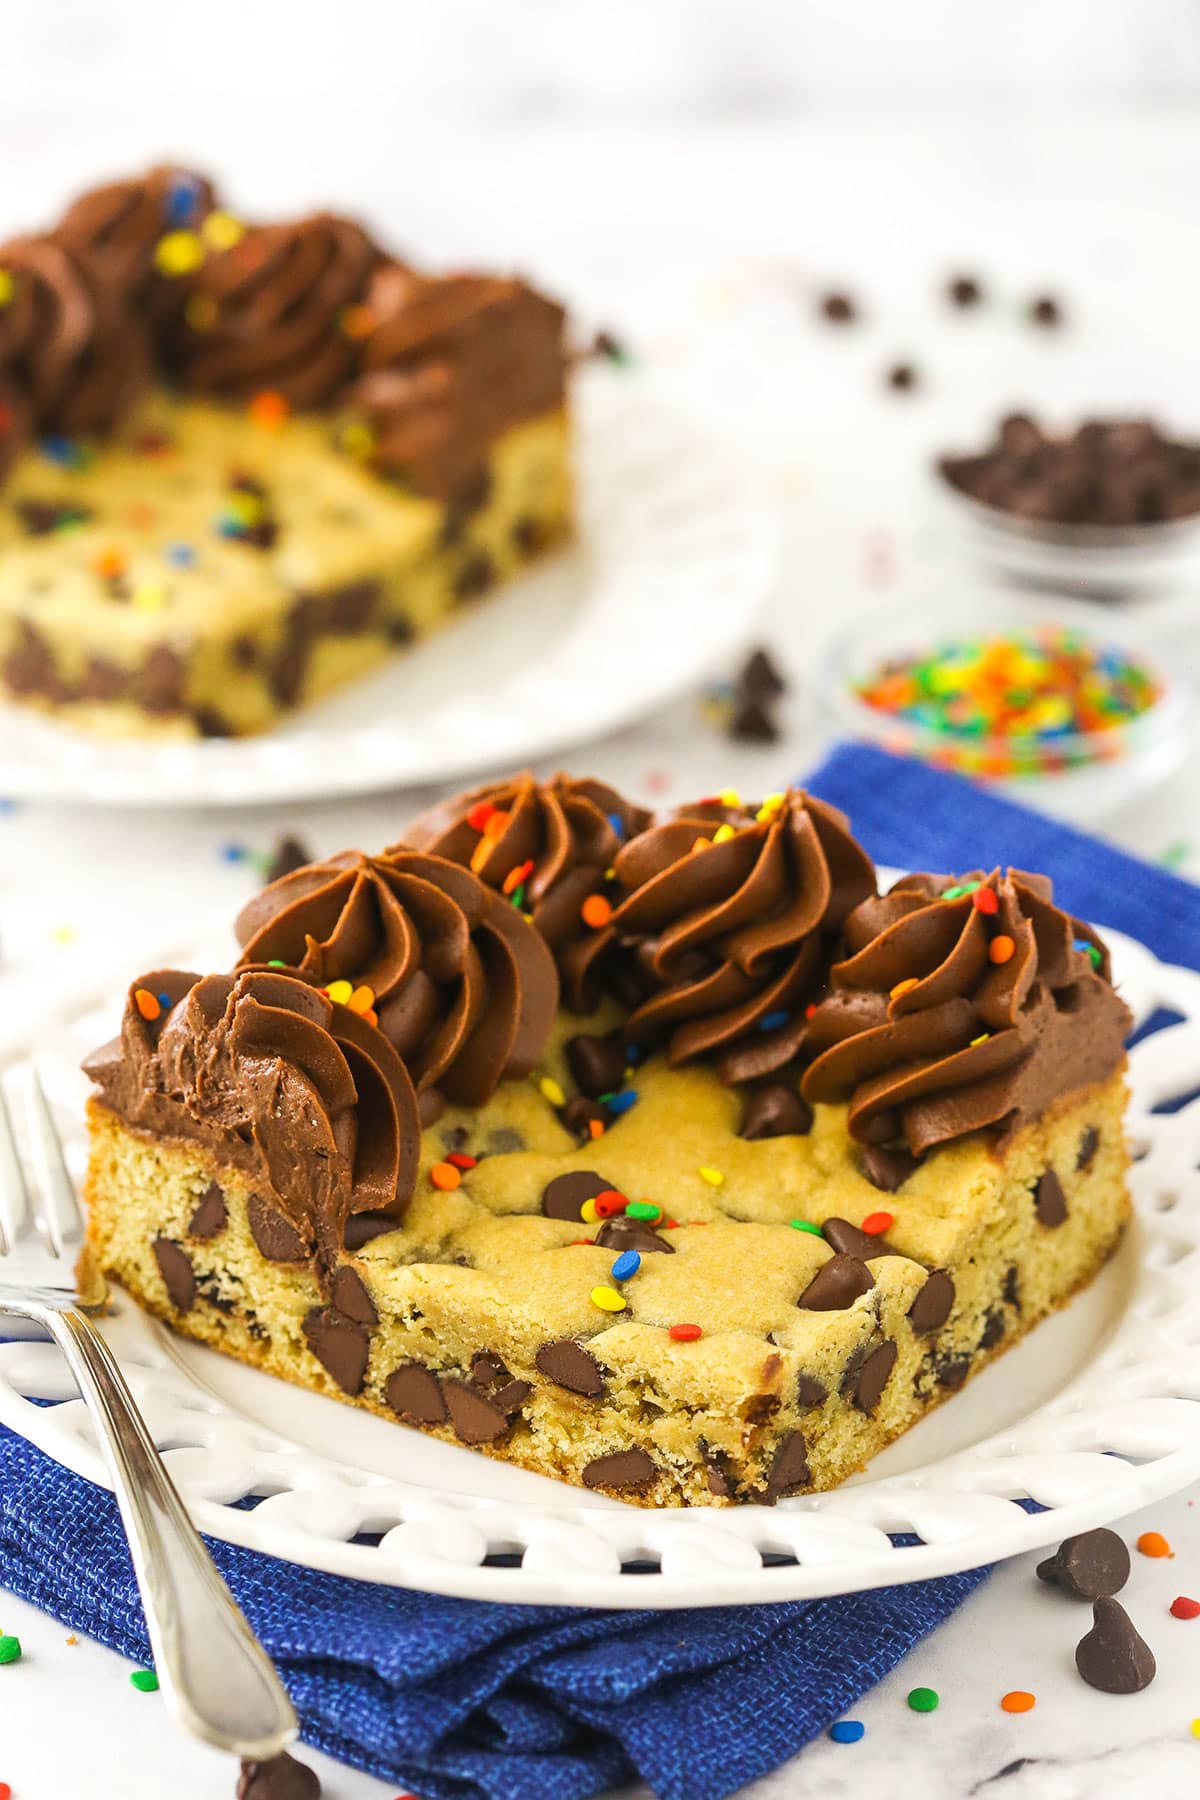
[0,165,570,738]
[82,776,1133,1506]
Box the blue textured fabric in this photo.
[4,742,1195,1800]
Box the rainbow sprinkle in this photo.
[855,628,1161,779]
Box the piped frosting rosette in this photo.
[588,790,877,1082]
[167,212,380,408]
[82,967,419,1261]
[399,772,651,995]
[801,869,1132,1155]
[0,232,151,435]
[234,848,558,1111]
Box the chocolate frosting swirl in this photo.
[347,262,565,498]
[59,163,216,302]
[398,773,651,997]
[801,870,1132,1155]
[82,967,420,1260]
[169,212,379,407]
[595,790,877,1081]
[234,849,558,1106]
[0,232,150,435]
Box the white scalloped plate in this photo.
[1,924,1198,1608]
[0,366,777,807]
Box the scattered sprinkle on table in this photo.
[1000,1690,1035,1713]
[65,1634,77,1646]
[829,1719,865,1744]
[1137,1530,1173,1558]
[0,1779,11,1799]
[1170,1595,1200,1619]
[1192,1718,1200,1740]
[854,628,1161,778]
[130,1668,159,1692]
[907,1686,939,1712]
[0,1636,20,1665]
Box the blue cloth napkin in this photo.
[3,743,1196,1800]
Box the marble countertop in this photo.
[1,107,1199,1800]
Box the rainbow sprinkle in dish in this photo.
[854,627,1162,778]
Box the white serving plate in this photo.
[0,366,777,807]
[1,922,1198,1609]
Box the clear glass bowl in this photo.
[818,591,1192,822]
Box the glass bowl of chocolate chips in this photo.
[934,413,1200,597]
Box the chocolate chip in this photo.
[231,634,258,669]
[385,1362,446,1425]
[1035,1169,1068,1228]
[237,1752,321,1800]
[745,1392,780,1425]
[729,698,779,743]
[799,1253,875,1311]
[703,1448,733,1499]
[821,1216,901,1259]
[344,1210,397,1250]
[909,1270,955,1334]
[565,1033,627,1099]
[560,1096,608,1141]
[886,362,918,392]
[1076,1126,1100,1172]
[302,1306,370,1395]
[1038,1529,1131,1601]
[819,292,857,324]
[329,1266,378,1326]
[187,1180,227,1240]
[979,1307,1006,1350]
[1075,1597,1156,1694]
[861,1145,917,1192]
[470,1351,509,1389]
[194,707,233,738]
[541,1170,613,1221]
[152,1237,195,1312]
[796,1373,828,1410]
[138,644,186,714]
[947,275,983,308]
[536,1337,605,1397]
[247,1196,308,1262]
[511,515,543,554]
[1003,1264,1022,1310]
[263,834,313,886]
[852,1340,897,1413]
[763,1431,811,1499]
[325,579,379,633]
[16,498,91,535]
[581,1448,657,1493]
[1029,294,1063,328]
[80,657,127,702]
[443,1378,515,1444]
[740,1084,813,1140]
[737,646,787,701]
[387,613,415,645]
[593,1216,675,1255]
[453,552,495,602]
[935,1355,970,1391]
[484,1127,525,1155]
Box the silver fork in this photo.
[0,1073,297,1761]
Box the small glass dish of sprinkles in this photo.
[821,594,1190,822]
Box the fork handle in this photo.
[30,1300,297,1759]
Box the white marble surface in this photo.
[1,104,1200,1799]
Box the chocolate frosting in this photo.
[234,849,558,1106]
[168,212,379,408]
[398,772,650,1001]
[83,967,420,1260]
[802,870,1131,1155]
[347,262,565,497]
[599,790,877,1080]
[0,232,151,435]
[59,163,216,302]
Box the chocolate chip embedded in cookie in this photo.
[582,1448,657,1493]
[187,1180,227,1240]
[1035,1169,1068,1228]
[536,1337,606,1397]
[739,1084,813,1140]
[385,1362,446,1425]
[593,1216,675,1255]
[152,1237,195,1312]
[565,1032,627,1099]
[799,1254,874,1311]
[908,1270,955,1334]
[860,1145,917,1193]
[821,1216,902,1259]
[541,1170,613,1222]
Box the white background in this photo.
[3,4,1200,1797]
